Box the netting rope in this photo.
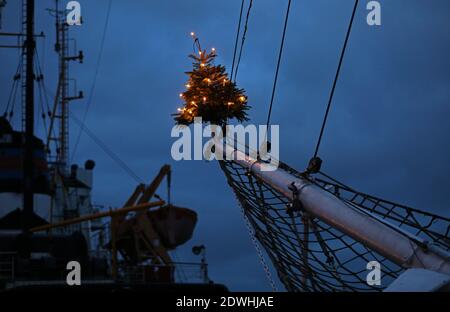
[219,157,450,292]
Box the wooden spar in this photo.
[29,200,165,233]
[216,143,450,275]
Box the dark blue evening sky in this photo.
[1,0,449,291]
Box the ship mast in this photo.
[22,0,35,231]
[47,0,83,172]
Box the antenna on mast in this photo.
[46,0,83,172]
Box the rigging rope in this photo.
[233,0,253,82]
[226,0,281,290]
[69,110,145,184]
[71,0,112,162]
[34,49,61,155]
[34,49,52,115]
[313,0,359,158]
[219,157,450,291]
[230,0,245,82]
[35,67,48,137]
[265,0,292,130]
[219,161,278,291]
[3,58,22,120]
[34,49,52,136]
[241,204,279,291]
[218,0,450,292]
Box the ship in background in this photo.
[0,0,225,292]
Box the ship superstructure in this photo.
[0,0,219,291]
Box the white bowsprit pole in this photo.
[217,143,450,276]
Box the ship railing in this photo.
[119,262,209,285]
[0,252,16,282]
[173,261,210,284]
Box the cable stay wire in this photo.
[227,0,282,291]
[34,50,50,126]
[313,0,359,158]
[71,0,112,162]
[69,110,145,184]
[265,0,292,130]
[37,84,62,155]
[35,59,48,137]
[219,0,450,292]
[34,48,52,115]
[34,48,60,154]
[3,59,23,119]
[230,0,245,82]
[8,75,21,122]
[233,0,253,82]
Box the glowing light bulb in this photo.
[179,93,183,98]
[200,63,205,67]
[186,84,191,88]
[190,32,195,37]
[177,108,183,112]
[191,101,196,105]
[203,97,207,102]
[239,96,246,102]
[212,48,216,52]
[227,102,234,106]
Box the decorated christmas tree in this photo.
[174,35,250,127]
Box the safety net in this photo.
[219,158,450,292]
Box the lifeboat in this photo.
[149,204,197,249]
